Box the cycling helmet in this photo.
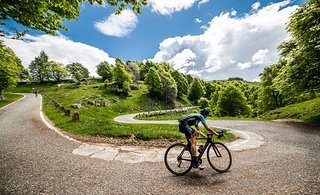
[200,108,209,117]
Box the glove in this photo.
[217,132,223,139]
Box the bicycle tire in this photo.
[207,142,232,173]
[164,143,192,176]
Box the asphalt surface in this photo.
[1,93,320,194]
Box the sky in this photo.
[1,0,306,81]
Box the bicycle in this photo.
[164,133,232,176]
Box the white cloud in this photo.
[252,49,269,65]
[0,34,115,77]
[94,9,138,37]
[148,0,198,15]
[150,1,298,80]
[194,18,202,23]
[251,2,261,11]
[198,0,210,7]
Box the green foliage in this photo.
[188,78,205,102]
[198,97,209,108]
[49,61,68,82]
[160,71,177,103]
[171,70,188,98]
[258,0,320,115]
[144,67,163,97]
[112,58,132,90]
[261,98,320,122]
[97,61,113,81]
[204,82,216,99]
[66,62,89,81]
[0,93,23,108]
[28,51,50,82]
[0,0,147,36]
[216,84,251,117]
[0,42,23,98]
[125,61,140,81]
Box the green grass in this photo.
[261,98,320,122]
[10,82,237,143]
[0,93,24,108]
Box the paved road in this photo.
[1,94,319,194]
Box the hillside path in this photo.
[1,93,319,194]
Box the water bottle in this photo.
[198,145,204,153]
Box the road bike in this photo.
[164,133,232,176]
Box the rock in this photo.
[72,111,80,121]
[71,103,81,109]
[65,109,71,116]
[95,103,101,107]
[113,98,119,103]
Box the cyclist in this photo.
[178,108,223,169]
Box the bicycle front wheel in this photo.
[207,142,232,173]
[164,143,192,176]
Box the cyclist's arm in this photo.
[195,126,206,137]
[203,123,219,136]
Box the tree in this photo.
[171,70,188,98]
[49,61,68,82]
[204,82,216,99]
[216,84,251,117]
[0,0,147,37]
[188,78,205,102]
[199,97,209,108]
[160,72,177,103]
[125,61,140,81]
[271,0,320,97]
[112,58,132,89]
[257,63,285,114]
[0,41,23,100]
[144,67,162,97]
[97,61,113,81]
[66,62,89,81]
[140,60,157,80]
[28,51,50,82]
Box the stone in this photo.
[65,109,71,116]
[72,111,80,121]
[113,98,119,103]
[71,103,81,109]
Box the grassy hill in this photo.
[261,98,320,122]
[9,82,236,145]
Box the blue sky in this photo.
[1,0,306,81]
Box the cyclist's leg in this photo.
[184,125,199,167]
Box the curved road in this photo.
[1,94,319,194]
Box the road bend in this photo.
[0,93,319,194]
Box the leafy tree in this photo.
[160,71,177,103]
[0,41,23,100]
[268,0,320,100]
[112,58,132,89]
[125,61,140,81]
[28,51,50,82]
[204,82,216,99]
[216,84,251,117]
[171,70,188,98]
[140,60,157,80]
[209,84,222,111]
[122,81,131,95]
[0,0,147,36]
[199,97,209,108]
[49,61,68,82]
[66,62,89,81]
[257,63,284,114]
[188,78,205,102]
[144,67,162,97]
[185,74,194,84]
[97,61,113,81]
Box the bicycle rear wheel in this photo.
[164,143,192,176]
[207,142,232,173]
